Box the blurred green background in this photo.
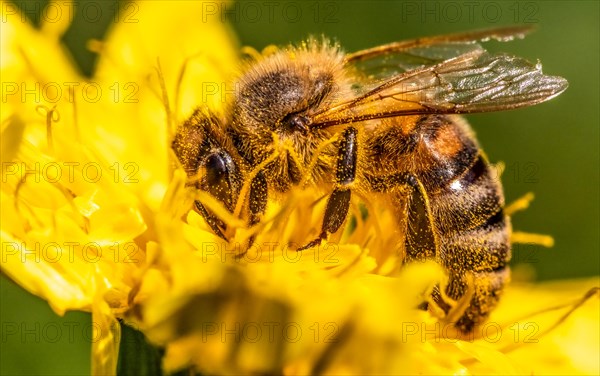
[2,0,598,374]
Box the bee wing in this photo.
[346,26,535,90]
[310,48,568,128]
[350,42,485,83]
[346,25,534,63]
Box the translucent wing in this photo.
[347,26,535,89]
[346,25,534,63]
[351,43,483,83]
[310,48,568,128]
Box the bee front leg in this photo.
[249,171,268,226]
[299,127,357,251]
[246,171,268,248]
[195,201,227,240]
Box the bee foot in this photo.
[297,232,328,251]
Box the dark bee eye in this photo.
[202,150,240,212]
[281,112,311,134]
[204,152,229,185]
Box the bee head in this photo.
[228,42,349,189]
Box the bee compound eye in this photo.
[204,153,228,184]
[201,150,240,211]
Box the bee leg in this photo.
[404,175,438,262]
[247,171,268,246]
[369,173,440,308]
[299,127,357,251]
[195,201,227,240]
[249,171,268,226]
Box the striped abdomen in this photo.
[365,114,511,332]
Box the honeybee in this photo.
[172,26,567,332]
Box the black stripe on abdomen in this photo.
[439,208,511,276]
[429,155,504,236]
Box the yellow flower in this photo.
[1,1,598,375]
[1,0,237,373]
